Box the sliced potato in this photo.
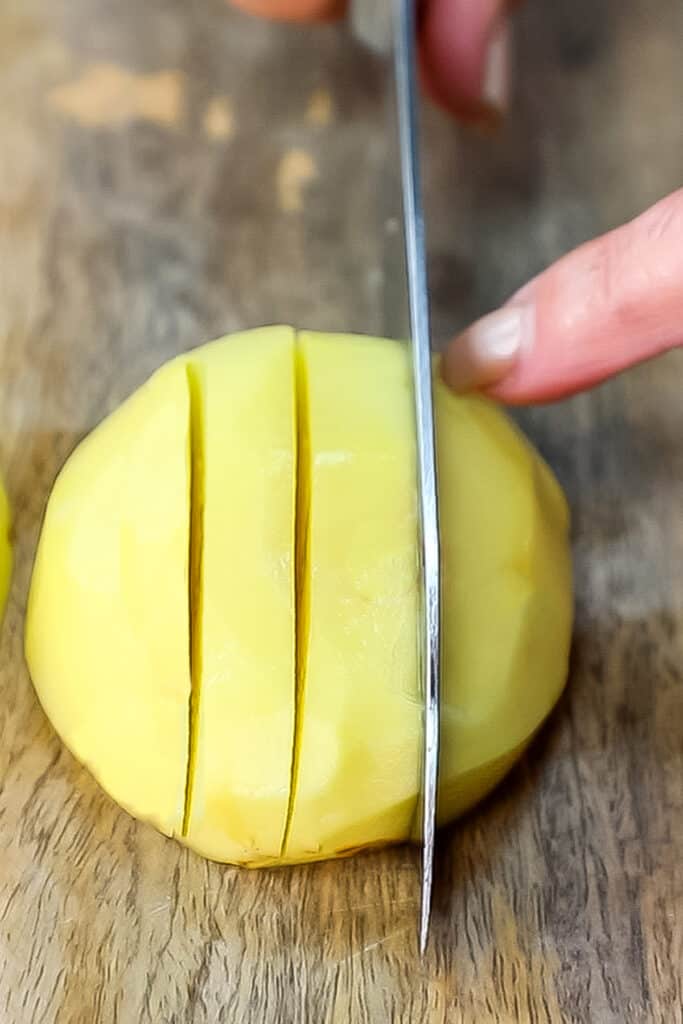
[283,332,421,863]
[26,363,192,837]
[25,328,572,865]
[182,329,297,865]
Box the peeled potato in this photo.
[26,366,192,835]
[25,328,572,866]
[183,329,297,864]
[0,476,11,624]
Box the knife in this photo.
[351,0,442,955]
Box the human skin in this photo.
[228,0,516,123]
[228,0,683,402]
[443,190,683,403]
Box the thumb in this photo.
[442,189,683,404]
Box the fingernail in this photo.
[442,305,533,394]
[482,18,511,115]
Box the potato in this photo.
[25,329,572,866]
[27,366,193,836]
[0,476,11,624]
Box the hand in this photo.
[228,0,514,122]
[229,1,683,404]
[443,189,683,403]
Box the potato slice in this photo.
[26,363,191,836]
[283,333,421,862]
[434,390,572,824]
[182,328,297,864]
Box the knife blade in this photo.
[393,0,441,958]
[352,0,442,955]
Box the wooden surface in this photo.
[1,1,682,1021]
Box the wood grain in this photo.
[1,1,681,1021]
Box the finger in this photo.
[229,0,517,122]
[419,0,516,122]
[442,189,683,404]
[228,0,345,21]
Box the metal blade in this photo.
[351,0,441,956]
[392,0,441,957]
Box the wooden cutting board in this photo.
[0,2,681,1021]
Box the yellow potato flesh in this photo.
[182,329,297,864]
[25,328,572,866]
[25,365,192,837]
[283,333,420,862]
[435,393,572,825]
[0,477,11,623]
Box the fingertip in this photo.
[453,190,683,405]
[442,306,528,394]
[419,0,511,121]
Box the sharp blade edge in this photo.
[392,0,442,957]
